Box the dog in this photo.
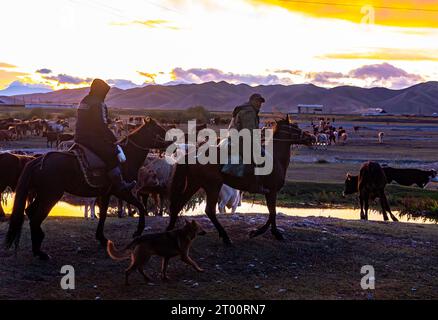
[107,219,206,285]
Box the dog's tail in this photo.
[106,240,133,261]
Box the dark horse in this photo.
[167,116,314,245]
[5,118,171,259]
[0,152,37,219]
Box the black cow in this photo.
[344,161,398,221]
[383,167,437,188]
[46,131,59,148]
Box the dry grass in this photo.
[1,214,438,300]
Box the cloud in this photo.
[111,19,179,30]
[349,63,423,81]
[0,69,28,90]
[44,74,92,85]
[107,79,142,89]
[304,63,424,89]
[273,69,303,76]
[137,71,158,84]
[0,62,17,69]
[305,71,344,86]
[36,68,52,74]
[170,67,289,86]
[319,48,438,62]
[250,0,438,28]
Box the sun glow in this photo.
[0,0,437,92]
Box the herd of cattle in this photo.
[0,117,70,146]
[0,116,437,222]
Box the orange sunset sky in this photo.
[0,0,437,93]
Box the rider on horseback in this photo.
[75,79,135,192]
[222,93,270,194]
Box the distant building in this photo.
[361,108,388,116]
[25,103,77,109]
[297,104,324,114]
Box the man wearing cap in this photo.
[222,93,270,194]
[75,79,135,192]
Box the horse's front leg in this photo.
[96,195,110,246]
[250,191,283,240]
[115,190,147,238]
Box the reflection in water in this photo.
[4,196,86,217]
[4,195,437,224]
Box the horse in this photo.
[5,118,172,259]
[0,152,37,219]
[166,116,314,245]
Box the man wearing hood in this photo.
[75,79,135,192]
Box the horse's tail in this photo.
[5,158,39,249]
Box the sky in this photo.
[0,0,437,94]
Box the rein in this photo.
[270,127,305,143]
[118,124,167,152]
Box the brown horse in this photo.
[166,117,314,245]
[0,152,37,219]
[5,118,172,259]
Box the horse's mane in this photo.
[118,117,163,144]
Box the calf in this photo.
[133,155,178,216]
[218,184,243,214]
[378,132,384,144]
[46,131,59,148]
[339,132,348,145]
[133,157,167,215]
[383,167,437,188]
[344,161,398,221]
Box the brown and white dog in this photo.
[107,219,206,285]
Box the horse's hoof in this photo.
[249,229,263,238]
[271,229,285,241]
[223,239,234,247]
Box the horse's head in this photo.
[129,117,173,150]
[273,116,314,146]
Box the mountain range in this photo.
[2,81,438,114]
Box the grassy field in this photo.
[1,215,438,300]
[1,112,438,299]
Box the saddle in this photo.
[69,143,108,188]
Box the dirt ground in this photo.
[1,115,438,300]
[1,214,438,300]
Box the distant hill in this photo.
[5,81,438,115]
[0,81,52,96]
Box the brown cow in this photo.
[344,161,398,221]
[0,130,13,141]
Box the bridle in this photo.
[119,124,168,152]
[270,123,306,143]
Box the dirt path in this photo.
[1,214,438,300]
